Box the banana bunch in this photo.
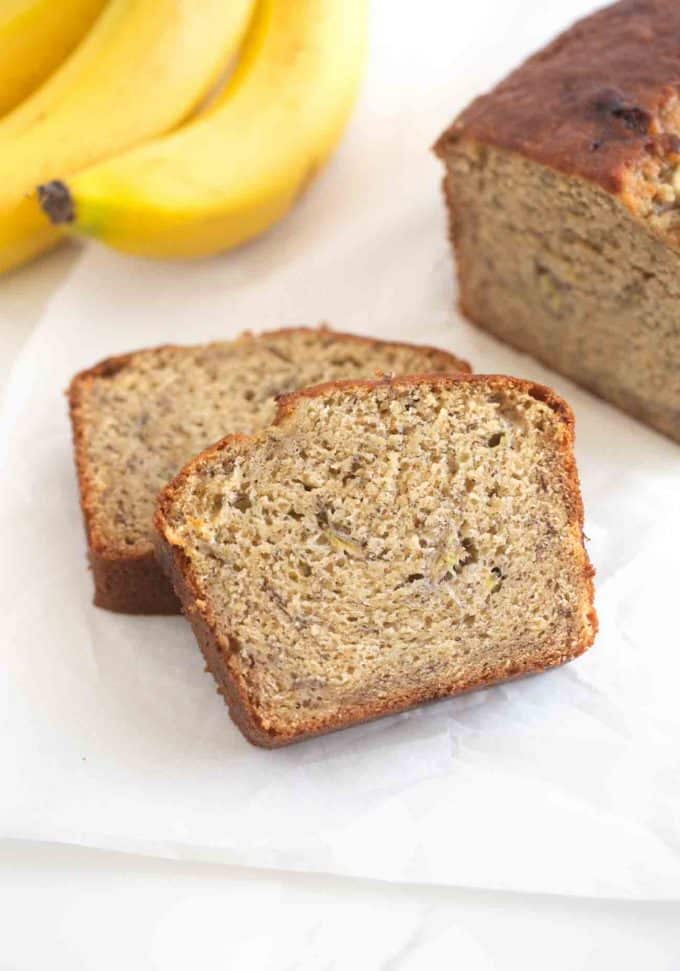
[0,0,106,116]
[0,0,367,273]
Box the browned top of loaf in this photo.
[435,0,680,196]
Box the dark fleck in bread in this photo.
[68,328,470,614]
[435,0,680,443]
[154,373,597,748]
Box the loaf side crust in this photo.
[154,373,597,748]
[68,328,471,615]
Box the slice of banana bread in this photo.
[154,374,596,747]
[69,328,469,614]
[435,0,680,443]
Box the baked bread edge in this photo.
[153,372,597,748]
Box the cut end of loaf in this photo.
[437,137,680,442]
[155,373,596,747]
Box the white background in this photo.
[1,0,679,966]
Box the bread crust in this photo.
[68,328,471,615]
[434,0,680,199]
[154,373,597,748]
[434,0,680,444]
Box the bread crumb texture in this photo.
[440,141,680,441]
[435,0,680,441]
[70,329,468,557]
[157,376,596,744]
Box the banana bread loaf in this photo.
[435,0,680,443]
[154,373,596,747]
[68,328,469,614]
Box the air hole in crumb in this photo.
[487,432,504,447]
[330,356,361,368]
[461,537,478,564]
[465,477,476,493]
[342,458,361,484]
[266,345,292,363]
[406,572,424,583]
[316,508,328,528]
[243,389,255,401]
[232,494,251,512]
[210,494,224,515]
[499,405,526,430]
[293,478,314,492]
[287,509,303,521]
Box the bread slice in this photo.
[154,373,597,748]
[435,0,680,443]
[69,328,469,614]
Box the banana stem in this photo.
[37,181,75,224]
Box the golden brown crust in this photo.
[68,328,471,615]
[275,371,574,422]
[154,372,597,748]
[89,548,180,615]
[435,0,680,198]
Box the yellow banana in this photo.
[0,0,132,139]
[0,0,106,117]
[39,0,368,260]
[0,0,256,274]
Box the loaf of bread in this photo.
[154,374,596,747]
[435,0,680,443]
[69,328,469,614]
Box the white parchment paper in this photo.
[1,0,679,898]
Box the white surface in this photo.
[1,840,679,971]
[1,0,679,964]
